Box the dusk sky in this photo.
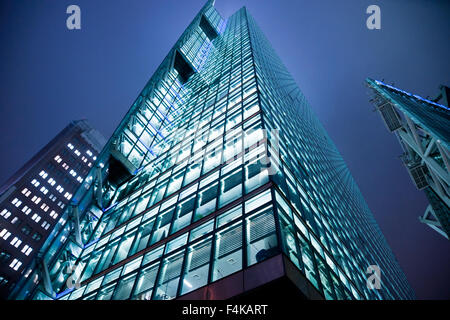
[0,0,448,299]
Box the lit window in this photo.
[67,143,74,150]
[9,258,22,271]
[1,209,12,219]
[39,171,48,179]
[31,213,41,223]
[49,210,58,219]
[1,228,11,240]
[12,198,22,207]
[41,221,51,230]
[10,237,22,248]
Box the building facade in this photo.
[11,1,413,300]
[367,79,450,239]
[0,120,106,298]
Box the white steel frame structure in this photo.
[367,79,450,239]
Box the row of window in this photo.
[62,194,277,300]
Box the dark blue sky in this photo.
[0,0,448,299]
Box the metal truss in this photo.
[368,83,449,239]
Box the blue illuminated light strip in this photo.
[102,202,118,213]
[83,237,100,249]
[55,288,74,299]
[375,80,450,111]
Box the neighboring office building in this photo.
[366,79,450,239]
[0,120,106,298]
[11,1,413,300]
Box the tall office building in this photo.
[367,79,450,239]
[0,120,106,298]
[11,1,413,300]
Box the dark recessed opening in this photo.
[174,50,195,83]
[199,15,218,41]
[107,151,135,187]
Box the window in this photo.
[39,170,48,179]
[183,162,201,186]
[0,251,11,263]
[10,237,22,248]
[31,232,42,242]
[112,273,137,300]
[212,221,242,281]
[219,169,242,208]
[189,220,214,242]
[298,234,320,290]
[84,276,104,296]
[113,231,136,264]
[154,250,185,300]
[21,225,32,236]
[133,262,160,300]
[1,228,11,240]
[195,182,218,221]
[166,171,184,196]
[244,189,272,213]
[9,258,22,271]
[11,198,22,207]
[129,218,155,255]
[246,207,278,266]
[171,195,195,234]
[142,245,164,266]
[1,209,11,219]
[21,244,33,256]
[165,234,188,254]
[277,210,301,268]
[97,283,116,300]
[122,257,142,276]
[180,236,212,295]
[245,159,268,193]
[150,209,174,245]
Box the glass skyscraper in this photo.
[0,120,105,298]
[10,0,413,300]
